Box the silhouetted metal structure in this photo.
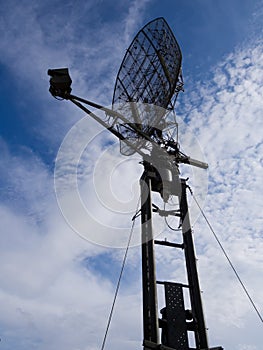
[48,17,223,350]
[112,18,183,156]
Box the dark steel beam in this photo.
[154,240,184,249]
[179,179,208,349]
[140,171,159,344]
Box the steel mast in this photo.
[48,17,223,350]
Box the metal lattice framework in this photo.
[112,17,183,155]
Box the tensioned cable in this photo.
[163,202,181,231]
[189,188,263,324]
[164,215,181,231]
[100,197,141,350]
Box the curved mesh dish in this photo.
[112,17,182,155]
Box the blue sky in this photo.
[0,1,263,349]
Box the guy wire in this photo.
[189,188,263,324]
[100,195,141,350]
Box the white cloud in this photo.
[172,38,263,350]
[123,0,153,45]
[0,139,144,350]
[0,2,154,349]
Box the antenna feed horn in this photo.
[48,68,72,98]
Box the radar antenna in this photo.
[112,17,183,156]
[48,17,223,350]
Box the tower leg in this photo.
[179,179,208,349]
[140,171,159,345]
